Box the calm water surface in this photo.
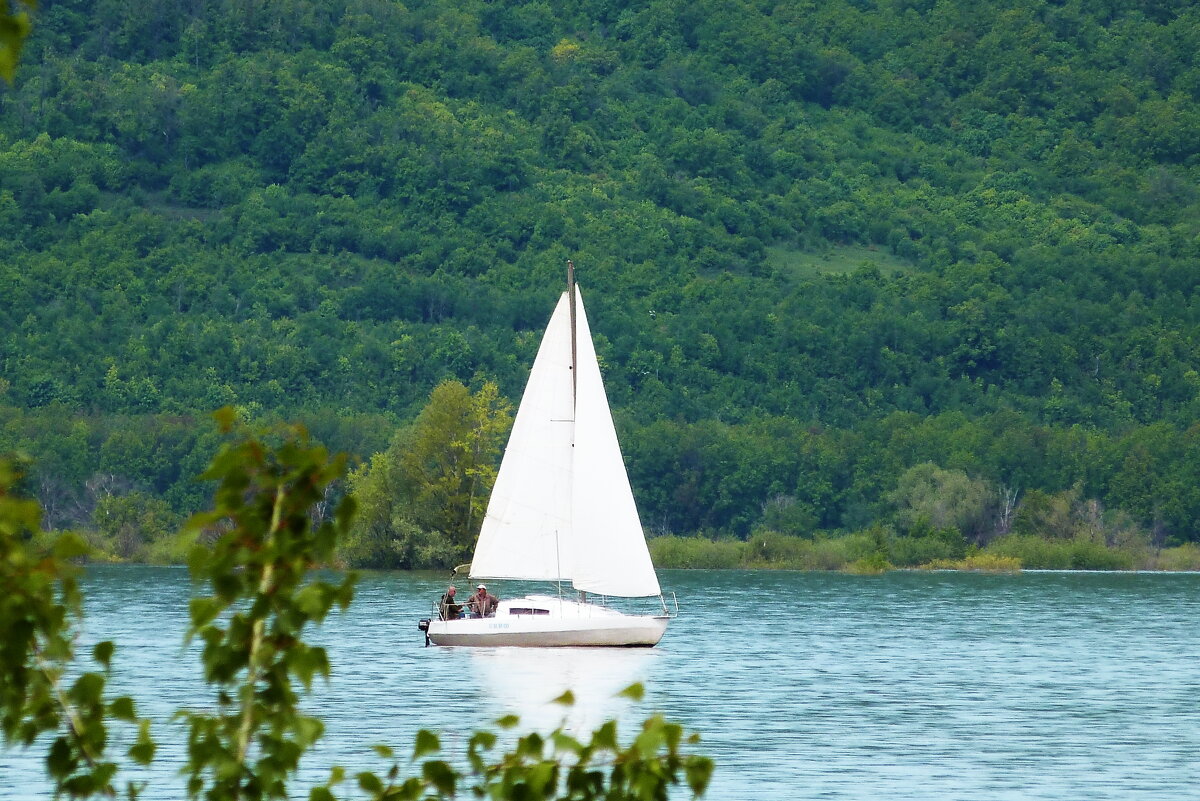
[3,566,1198,799]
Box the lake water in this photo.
[2,566,1198,799]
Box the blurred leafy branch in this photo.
[1,455,154,799]
[0,0,35,82]
[1,410,712,800]
[336,685,713,801]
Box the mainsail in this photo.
[469,294,575,582]
[470,285,661,598]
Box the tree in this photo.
[888,462,993,543]
[342,380,512,569]
[92,490,177,559]
[1011,487,1078,541]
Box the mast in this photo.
[567,259,578,405]
[566,259,583,604]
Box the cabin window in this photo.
[508,607,550,616]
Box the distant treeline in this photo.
[1,0,1199,554]
[13,388,1200,574]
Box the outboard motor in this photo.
[417,618,431,647]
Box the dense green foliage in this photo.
[343,379,511,568]
[2,0,1199,550]
[1,432,712,800]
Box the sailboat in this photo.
[419,262,672,647]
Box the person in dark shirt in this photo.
[439,585,462,620]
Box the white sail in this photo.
[427,271,670,647]
[570,288,661,597]
[470,284,661,598]
[470,293,576,581]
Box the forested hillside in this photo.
[2,0,1199,559]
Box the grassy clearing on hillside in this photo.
[766,244,912,279]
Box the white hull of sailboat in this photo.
[427,596,669,648]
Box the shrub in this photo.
[795,535,864,571]
[652,531,890,571]
[984,534,1135,570]
[986,534,1072,568]
[922,553,1021,572]
[649,535,744,569]
[138,527,200,565]
[744,530,815,567]
[844,552,891,574]
[1066,539,1135,570]
[888,531,967,567]
[1152,544,1200,571]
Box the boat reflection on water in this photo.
[467,646,660,735]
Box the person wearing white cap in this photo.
[469,584,498,618]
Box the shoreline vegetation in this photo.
[31,526,1200,575]
[648,532,1200,573]
[15,392,1200,577]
